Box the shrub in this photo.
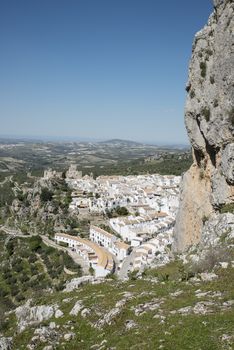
[15,293,25,302]
[179,264,195,281]
[5,240,15,256]
[29,254,37,263]
[14,264,23,273]
[158,273,169,282]
[115,206,129,216]
[190,90,195,99]
[11,257,22,267]
[28,278,37,288]
[40,188,53,202]
[89,266,95,276]
[228,107,234,126]
[10,287,19,296]
[21,249,30,259]
[199,169,205,180]
[206,48,213,56]
[201,107,211,122]
[202,215,209,224]
[6,276,17,285]
[0,317,9,332]
[219,203,234,214]
[3,270,12,280]
[213,99,219,108]
[29,236,42,252]
[210,75,215,84]
[49,270,58,279]
[200,62,207,78]
[0,288,8,298]
[56,266,63,274]
[55,280,65,291]
[19,274,30,284]
[128,270,138,280]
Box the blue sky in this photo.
[0,0,213,144]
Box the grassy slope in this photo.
[3,259,233,350]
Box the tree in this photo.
[116,206,129,216]
[40,188,53,202]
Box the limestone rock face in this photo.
[174,0,234,251]
[15,300,58,332]
[221,143,234,184]
[0,337,13,350]
[201,213,234,247]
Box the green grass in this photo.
[1,229,233,350]
[1,259,232,349]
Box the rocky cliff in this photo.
[174,0,234,251]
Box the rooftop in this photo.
[114,241,130,250]
[90,225,115,239]
[55,233,113,270]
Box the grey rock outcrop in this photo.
[201,213,234,246]
[221,143,234,184]
[69,301,84,316]
[15,300,59,332]
[174,0,234,251]
[64,276,95,292]
[0,337,12,350]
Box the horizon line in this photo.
[0,133,190,147]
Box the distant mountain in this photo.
[99,139,146,146]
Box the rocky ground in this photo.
[0,232,233,350]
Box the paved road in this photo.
[118,249,137,280]
[41,235,90,275]
[0,226,90,275]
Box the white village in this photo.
[53,165,181,278]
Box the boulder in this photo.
[69,301,83,316]
[0,337,13,350]
[15,300,58,332]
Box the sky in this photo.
[0,0,213,144]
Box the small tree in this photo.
[116,206,129,216]
[40,188,53,202]
[89,266,95,276]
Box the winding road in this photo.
[0,225,90,275]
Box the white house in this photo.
[90,225,117,249]
[132,232,173,271]
[89,225,130,261]
[54,233,114,277]
[112,241,130,261]
[109,212,170,245]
